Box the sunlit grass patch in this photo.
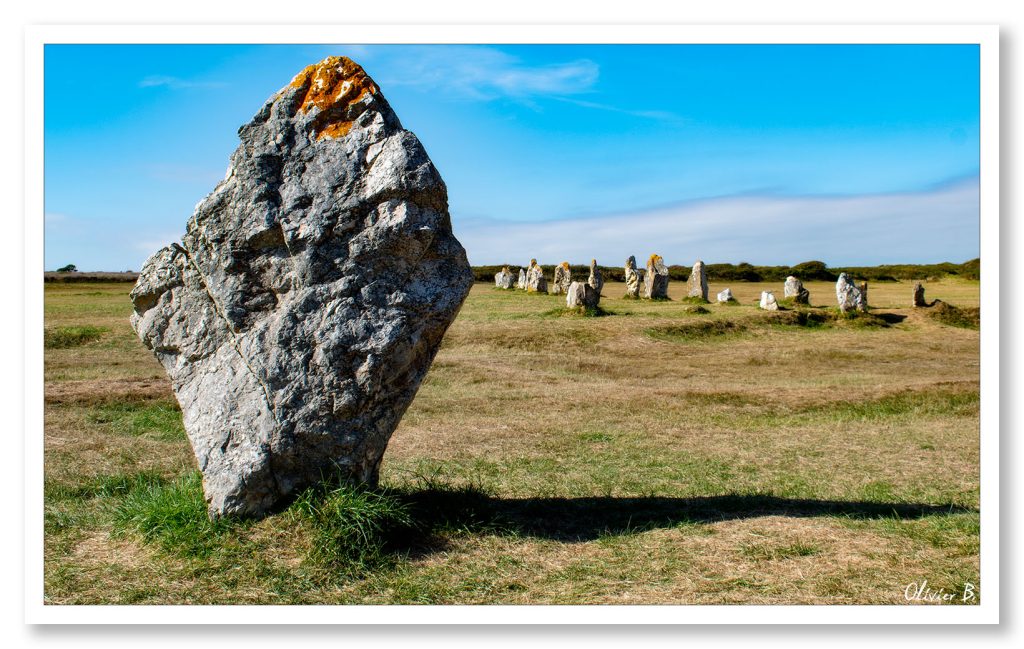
[88,399,186,441]
[113,471,241,558]
[44,325,108,349]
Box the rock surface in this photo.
[516,268,527,290]
[759,291,779,311]
[525,259,547,293]
[913,282,927,307]
[494,266,515,289]
[858,282,869,312]
[566,280,599,309]
[552,262,571,296]
[130,56,473,518]
[783,275,810,304]
[624,256,640,298]
[687,260,708,300]
[645,254,669,299]
[717,288,734,303]
[835,273,864,313]
[587,259,604,296]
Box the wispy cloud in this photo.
[139,75,225,90]
[552,96,683,123]
[379,46,599,101]
[454,178,980,267]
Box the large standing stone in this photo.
[526,259,547,293]
[587,259,604,295]
[624,256,641,298]
[129,57,473,518]
[783,275,810,305]
[516,268,527,290]
[717,288,735,303]
[552,262,571,296]
[494,266,515,289]
[835,273,864,313]
[759,291,779,311]
[913,282,927,307]
[566,280,599,309]
[645,254,669,299]
[687,259,708,300]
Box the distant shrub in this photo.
[471,259,979,284]
[56,264,77,273]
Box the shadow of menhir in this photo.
[399,488,976,545]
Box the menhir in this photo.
[130,57,473,518]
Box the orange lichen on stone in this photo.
[648,254,663,268]
[288,56,378,140]
[560,261,570,270]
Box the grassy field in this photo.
[43,277,981,605]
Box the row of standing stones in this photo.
[496,259,934,313]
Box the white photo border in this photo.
[24,23,999,625]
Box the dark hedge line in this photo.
[472,259,979,283]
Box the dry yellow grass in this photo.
[43,278,981,605]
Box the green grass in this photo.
[44,325,108,349]
[289,482,415,574]
[679,295,711,305]
[113,471,241,557]
[740,541,821,561]
[541,305,618,318]
[44,280,981,605]
[88,400,186,441]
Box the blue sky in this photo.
[44,44,980,270]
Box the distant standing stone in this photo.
[517,268,527,290]
[858,282,869,312]
[717,288,734,303]
[624,256,641,298]
[835,273,864,313]
[645,254,669,299]
[566,280,599,309]
[526,259,547,293]
[588,259,604,295]
[687,259,708,300]
[913,282,927,307]
[552,261,571,295]
[784,275,810,304]
[759,291,779,311]
[494,266,515,289]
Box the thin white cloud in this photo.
[139,75,225,90]
[552,96,683,123]
[454,178,980,267]
[378,46,599,101]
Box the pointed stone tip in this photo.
[287,55,380,140]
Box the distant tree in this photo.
[56,264,78,273]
